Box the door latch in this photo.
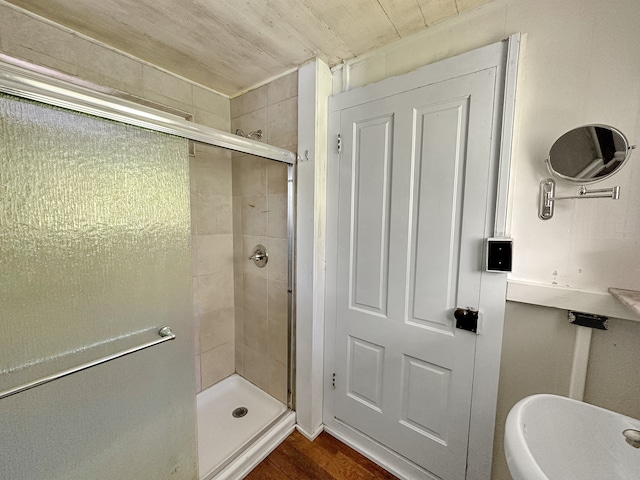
[454,307,480,334]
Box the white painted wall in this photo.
[335,0,640,295]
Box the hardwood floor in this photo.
[245,430,399,479]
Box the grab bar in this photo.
[0,326,175,400]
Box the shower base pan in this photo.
[197,374,294,480]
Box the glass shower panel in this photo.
[0,93,197,479]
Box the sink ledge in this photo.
[609,287,640,319]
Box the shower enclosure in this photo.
[193,78,298,477]
[0,58,296,480]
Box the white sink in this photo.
[505,394,640,480]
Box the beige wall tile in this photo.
[194,108,230,132]
[235,305,245,347]
[193,310,201,356]
[244,345,269,391]
[195,353,202,393]
[267,161,288,195]
[142,64,193,106]
[240,195,268,236]
[193,85,230,117]
[232,155,267,197]
[232,196,243,234]
[268,279,288,366]
[142,89,192,113]
[76,38,145,96]
[268,358,288,404]
[231,85,268,119]
[193,145,232,196]
[268,280,288,322]
[189,157,197,194]
[267,97,297,148]
[243,273,268,316]
[267,237,288,283]
[193,193,232,234]
[244,311,268,355]
[235,343,244,376]
[194,234,234,276]
[268,321,288,365]
[189,193,197,235]
[267,72,298,105]
[268,194,288,239]
[201,343,235,390]
[194,271,234,315]
[0,7,77,75]
[192,276,199,319]
[199,307,235,353]
[233,235,245,281]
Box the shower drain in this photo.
[232,407,248,418]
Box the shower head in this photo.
[235,128,263,140]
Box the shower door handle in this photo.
[0,326,176,400]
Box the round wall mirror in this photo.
[546,125,633,183]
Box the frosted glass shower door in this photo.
[0,93,197,479]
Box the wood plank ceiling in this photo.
[5,0,491,96]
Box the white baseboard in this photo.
[295,423,324,441]
[213,411,296,480]
[324,420,438,480]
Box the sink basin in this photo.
[505,394,640,480]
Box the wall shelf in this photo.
[506,280,639,322]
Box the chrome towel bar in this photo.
[0,326,175,400]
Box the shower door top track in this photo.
[0,56,296,164]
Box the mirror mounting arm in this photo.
[538,179,620,220]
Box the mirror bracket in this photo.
[538,178,621,220]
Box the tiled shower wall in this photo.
[230,72,298,404]
[191,144,236,392]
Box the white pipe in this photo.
[568,326,592,400]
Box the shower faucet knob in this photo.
[248,244,268,268]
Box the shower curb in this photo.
[206,411,295,480]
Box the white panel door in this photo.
[333,69,497,479]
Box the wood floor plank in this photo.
[323,451,378,480]
[246,459,290,480]
[245,430,399,480]
[325,435,398,479]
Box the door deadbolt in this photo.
[454,307,479,333]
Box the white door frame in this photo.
[322,35,520,480]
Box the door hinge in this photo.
[332,373,336,389]
[337,134,341,154]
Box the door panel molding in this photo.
[350,114,393,315]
